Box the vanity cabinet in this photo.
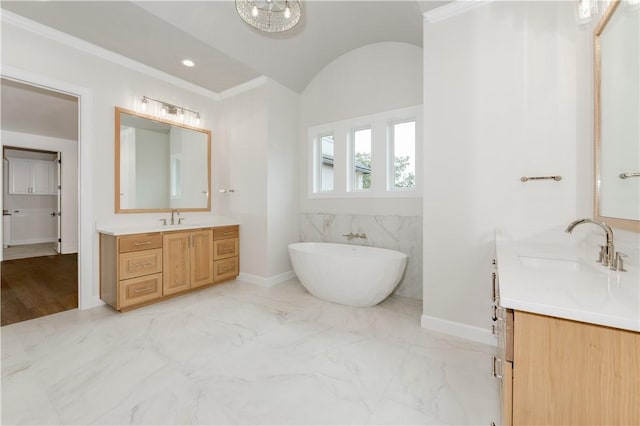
[163,229,214,295]
[494,297,640,425]
[213,226,239,282]
[100,232,163,310]
[100,225,239,311]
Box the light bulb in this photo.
[196,115,201,126]
[160,106,167,117]
[140,98,147,111]
[284,5,291,19]
[251,5,259,17]
[179,109,185,121]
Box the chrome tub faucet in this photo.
[342,232,367,241]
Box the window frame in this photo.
[348,125,373,193]
[308,105,422,199]
[387,118,418,192]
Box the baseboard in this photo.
[85,296,105,310]
[237,270,296,288]
[421,314,497,347]
[61,244,78,254]
[9,237,56,245]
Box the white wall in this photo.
[222,84,269,278]
[2,131,78,253]
[266,81,300,277]
[422,1,592,337]
[300,42,423,216]
[220,79,300,282]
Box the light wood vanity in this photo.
[495,307,639,425]
[492,261,640,425]
[100,225,239,311]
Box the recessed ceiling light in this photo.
[182,59,195,67]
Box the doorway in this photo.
[1,78,79,326]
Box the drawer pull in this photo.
[491,272,498,302]
[492,356,503,379]
[133,286,153,294]
[133,241,152,246]
[132,261,153,267]
[221,247,234,253]
[223,232,233,236]
[220,266,234,273]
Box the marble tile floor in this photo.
[1,279,500,425]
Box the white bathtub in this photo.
[288,242,408,307]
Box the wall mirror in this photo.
[115,107,211,213]
[594,0,640,232]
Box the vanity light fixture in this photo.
[138,96,201,126]
[235,0,302,33]
[576,0,599,24]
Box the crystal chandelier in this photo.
[235,0,302,33]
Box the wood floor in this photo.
[1,254,77,326]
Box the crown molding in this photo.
[1,9,221,101]
[218,76,269,100]
[423,0,494,23]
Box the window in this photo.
[390,120,416,190]
[308,105,421,198]
[351,128,372,191]
[319,134,334,191]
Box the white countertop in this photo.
[496,233,639,332]
[97,217,240,236]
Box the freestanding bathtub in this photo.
[288,242,408,307]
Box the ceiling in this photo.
[1,78,78,141]
[1,0,448,94]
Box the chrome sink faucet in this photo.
[170,208,180,225]
[565,218,625,271]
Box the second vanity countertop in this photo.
[97,217,240,236]
[496,233,639,332]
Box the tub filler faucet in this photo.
[342,232,367,241]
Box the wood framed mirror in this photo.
[594,0,640,232]
[115,107,211,213]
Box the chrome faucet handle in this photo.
[610,252,627,272]
[159,218,167,226]
[597,245,606,263]
[178,217,185,225]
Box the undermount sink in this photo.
[519,255,582,272]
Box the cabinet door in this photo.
[31,160,55,194]
[163,232,191,295]
[9,159,31,194]
[190,230,214,288]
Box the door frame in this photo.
[1,65,96,310]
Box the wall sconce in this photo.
[139,96,201,126]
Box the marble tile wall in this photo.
[299,213,423,300]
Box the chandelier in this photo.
[235,0,302,33]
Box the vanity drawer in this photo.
[119,273,162,309]
[119,248,163,280]
[119,233,162,253]
[213,226,239,241]
[213,257,239,282]
[213,238,239,260]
